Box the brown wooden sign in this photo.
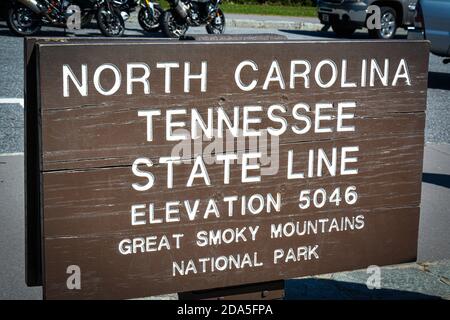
[26,39,429,299]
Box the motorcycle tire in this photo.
[97,7,125,37]
[161,10,188,39]
[7,5,42,37]
[138,5,163,33]
[205,8,225,35]
[81,12,95,29]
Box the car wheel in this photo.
[369,7,397,39]
[331,24,356,38]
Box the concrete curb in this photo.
[227,18,323,31]
[127,13,323,32]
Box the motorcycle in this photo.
[137,0,163,33]
[6,0,127,37]
[97,0,129,36]
[161,0,225,38]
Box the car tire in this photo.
[331,24,356,38]
[369,6,397,39]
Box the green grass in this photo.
[158,0,170,9]
[220,4,317,17]
[157,1,317,18]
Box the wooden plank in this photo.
[31,40,428,299]
[43,207,419,299]
[24,36,181,287]
[36,41,428,171]
[24,37,43,287]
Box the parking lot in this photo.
[0,15,449,300]
[1,18,449,155]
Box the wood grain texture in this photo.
[25,37,182,287]
[31,40,429,299]
[37,41,429,171]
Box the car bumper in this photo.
[407,27,425,40]
[408,27,450,57]
[318,1,368,26]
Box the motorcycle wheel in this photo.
[161,10,188,38]
[81,13,95,29]
[138,5,163,33]
[97,7,125,37]
[7,5,41,36]
[206,8,225,35]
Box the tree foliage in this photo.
[222,0,317,6]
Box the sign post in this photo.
[25,38,429,300]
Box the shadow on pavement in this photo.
[285,278,441,300]
[125,27,166,38]
[0,22,164,38]
[279,29,407,40]
[423,173,450,189]
[0,28,66,37]
[428,71,450,91]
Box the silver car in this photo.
[408,0,450,59]
[318,0,418,39]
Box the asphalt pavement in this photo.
[0,17,448,150]
[0,14,449,300]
